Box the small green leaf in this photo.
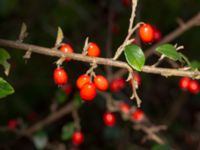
[55,89,67,104]
[156,44,181,61]
[152,144,172,150]
[190,60,200,70]
[73,92,83,108]
[33,131,48,150]
[0,48,11,76]
[61,122,75,141]
[124,44,145,71]
[55,27,64,46]
[0,77,14,98]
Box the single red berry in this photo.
[131,109,144,122]
[103,112,116,126]
[139,23,154,43]
[188,80,200,94]
[133,73,141,85]
[112,24,120,35]
[76,74,90,89]
[27,112,37,122]
[119,103,130,114]
[80,83,96,101]
[110,78,125,92]
[94,75,109,91]
[122,0,130,7]
[54,67,68,85]
[7,119,18,129]
[87,42,100,57]
[63,83,73,95]
[179,77,190,91]
[72,131,84,145]
[59,44,74,62]
[153,26,162,42]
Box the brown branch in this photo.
[0,39,200,79]
[23,102,74,135]
[145,12,200,57]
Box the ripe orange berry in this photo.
[103,112,116,126]
[119,103,130,114]
[179,77,190,91]
[94,75,109,91]
[54,67,68,85]
[139,23,154,43]
[76,74,90,89]
[80,83,96,101]
[131,109,144,122]
[110,78,125,92]
[59,44,74,62]
[72,131,84,145]
[188,80,200,94]
[87,42,100,57]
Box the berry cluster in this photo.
[179,77,200,94]
[139,23,162,43]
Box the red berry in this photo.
[133,73,141,85]
[110,78,125,92]
[188,80,200,94]
[122,0,130,7]
[7,119,18,129]
[76,74,90,89]
[54,68,68,85]
[80,83,96,101]
[131,109,144,122]
[72,131,84,145]
[179,77,190,91]
[27,112,37,122]
[94,75,109,91]
[153,26,162,42]
[63,83,73,95]
[59,44,74,62]
[139,23,154,43]
[87,42,100,57]
[119,103,130,114]
[103,112,116,126]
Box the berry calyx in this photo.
[131,109,144,122]
[94,75,109,91]
[179,77,190,91]
[72,131,84,145]
[87,42,100,57]
[80,83,96,101]
[59,44,74,62]
[110,78,125,92]
[188,80,200,94]
[103,112,116,126]
[54,67,68,85]
[119,103,130,114]
[76,74,90,89]
[139,23,154,43]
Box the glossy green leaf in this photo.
[0,48,11,75]
[152,144,172,150]
[55,89,67,104]
[156,44,181,61]
[33,131,48,150]
[124,44,145,71]
[189,60,200,70]
[61,122,75,141]
[73,92,83,108]
[0,77,14,98]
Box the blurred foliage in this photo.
[0,0,200,149]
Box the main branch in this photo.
[0,39,200,79]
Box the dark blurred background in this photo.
[0,0,200,149]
